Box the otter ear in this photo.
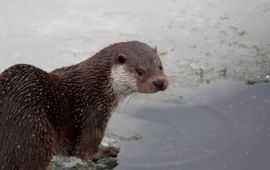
[117,54,127,64]
[154,47,158,53]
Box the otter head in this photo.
[110,41,168,96]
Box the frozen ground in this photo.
[0,0,270,170]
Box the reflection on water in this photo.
[0,0,270,169]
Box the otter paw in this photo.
[92,146,120,162]
[101,146,120,158]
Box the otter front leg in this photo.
[76,126,108,161]
[76,133,101,161]
[76,133,120,161]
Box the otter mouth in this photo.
[137,77,169,94]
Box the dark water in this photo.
[109,80,270,170]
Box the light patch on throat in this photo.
[110,65,137,100]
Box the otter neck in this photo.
[62,64,132,131]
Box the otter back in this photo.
[0,64,71,170]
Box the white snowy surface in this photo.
[0,0,269,92]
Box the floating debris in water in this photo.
[104,131,142,142]
[158,51,168,56]
[238,31,247,36]
[246,77,270,85]
[229,26,238,31]
[246,80,257,85]
[158,48,174,57]
[218,68,227,79]
[220,16,230,20]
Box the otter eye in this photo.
[118,55,126,64]
[135,68,145,76]
[159,65,163,70]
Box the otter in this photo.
[0,41,168,170]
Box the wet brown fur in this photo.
[0,41,168,170]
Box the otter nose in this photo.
[152,79,164,89]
